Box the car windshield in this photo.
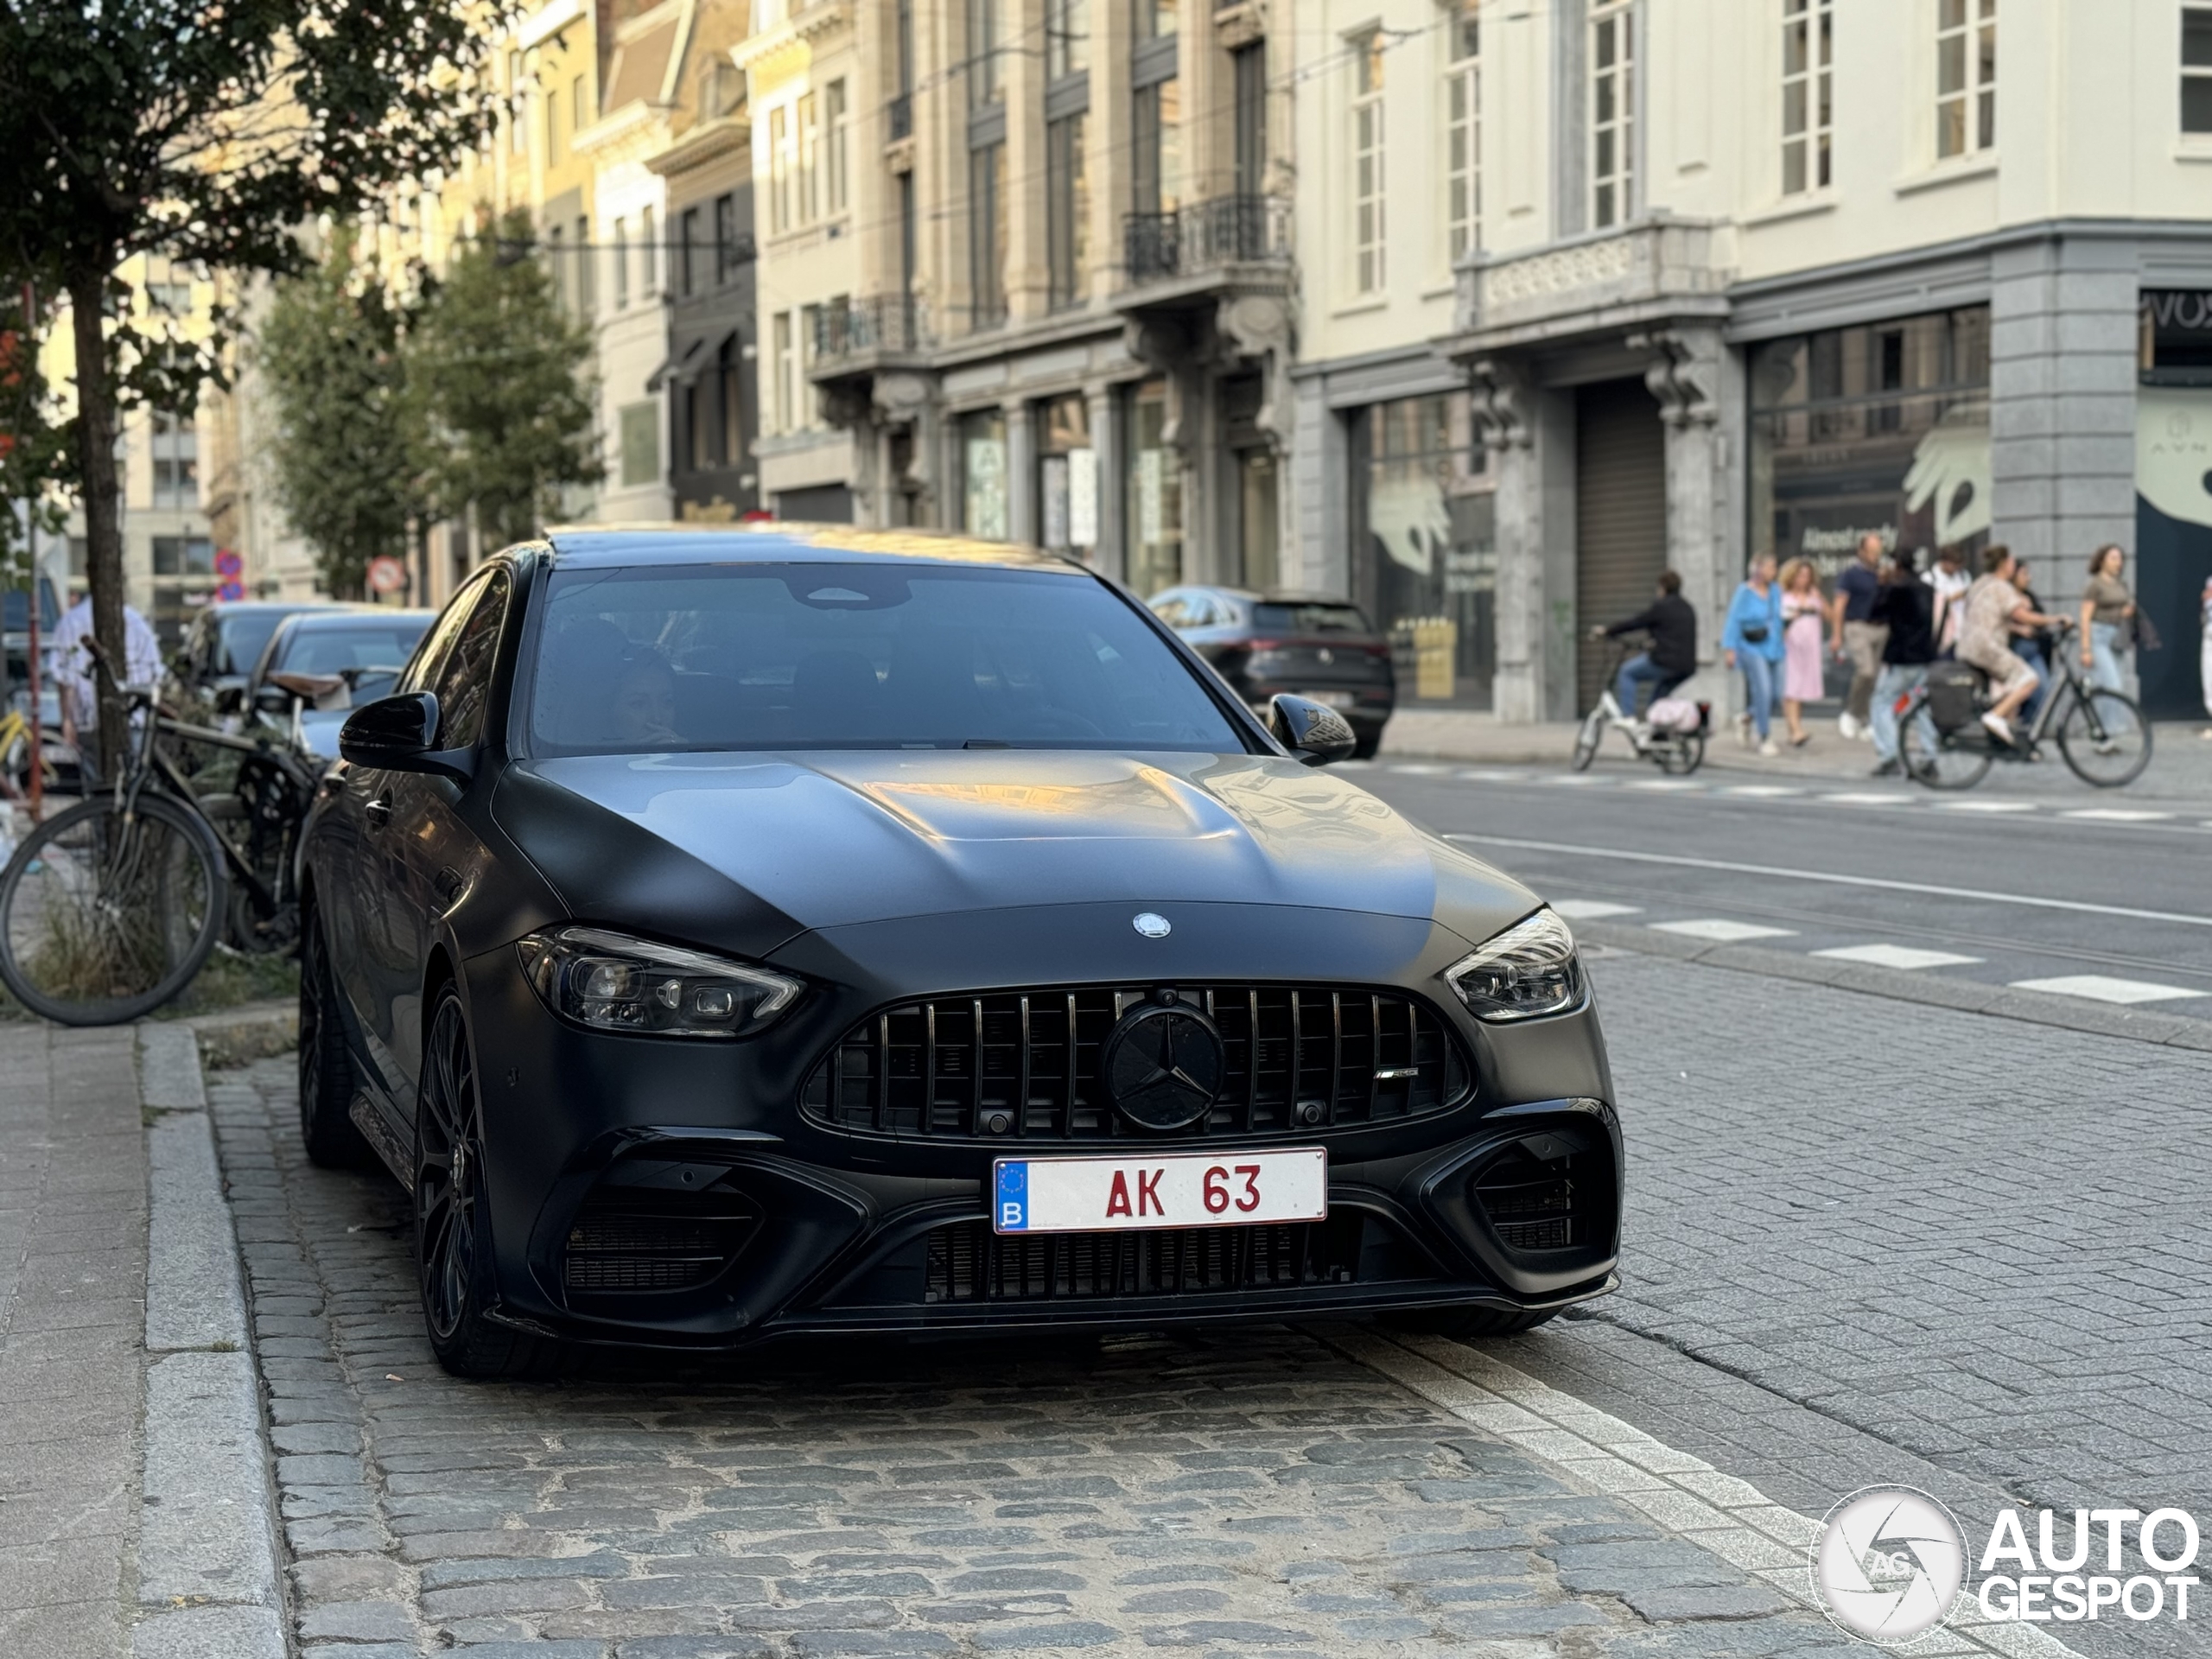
[526,562,1244,755]
[273,621,428,677]
[1251,602,1370,635]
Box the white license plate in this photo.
[992,1147,1328,1236]
[1298,690,1357,709]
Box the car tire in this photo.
[297,904,372,1169]
[414,986,560,1381]
[1382,1306,1561,1339]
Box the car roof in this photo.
[271,607,436,631]
[539,523,1085,574]
[213,601,347,623]
[1176,587,1371,608]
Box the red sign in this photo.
[366,556,409,595]
[214,547,243,578]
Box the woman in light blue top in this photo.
[1722,554,1786,754]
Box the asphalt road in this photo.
[1345,757,2212,1008]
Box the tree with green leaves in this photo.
[407,213,601,550]
[255,227,423,601]
[0,1,505,760]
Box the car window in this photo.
[429,571,512,749]
[403,583,486,697]
[1251,601,1370,635]
[526,563,1244,756]
[1149,593,1192,628]
[275,621,432,677]
[217,612,288,677]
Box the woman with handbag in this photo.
[1724,554,1786,756]
[2078,544,2138,741]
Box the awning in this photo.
[644,336,704,393]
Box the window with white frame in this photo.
[1590,0,1634,228]
[151,411,198,509]
[1936,0,1994,158]
[772,310,795,432]
[2183,4,2212,132]
[826,80,849,213]
[1445,4,1481,263]
[798,92,820,224]
[1782,0,1833,193]
[613,217,629,308]
[640,205,658,293]
[509,51,527,153]
[1351,32,1385,295]
[769,105,791,232]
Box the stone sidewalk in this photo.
[0,1022,145,1658]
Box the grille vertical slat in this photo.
[805,982,1470,1142]
[923,1217,1364,1302]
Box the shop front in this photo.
[2137,289,2212,720]
[1124,377,1183,595]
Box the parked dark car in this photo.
[1147,586,1395,759]
[301,525,1619,1377]
[245,607,436,760]
[167,600,346,724]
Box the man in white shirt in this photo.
[46,588,163,778]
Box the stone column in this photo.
[1006,399,1037,545]
[1086,382,1123,580]
[1470,358,1545,721]
[1637,325,1732,705]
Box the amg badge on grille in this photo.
[1132,912,1171,938]
[1098,1000,1224,1131]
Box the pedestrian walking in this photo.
[1828,532,1888,740]
[2078,544,2138,735]
[45,586,162,781]
[2201,574,2212,740]
[1723,554,1785,757]
[1778,557,1825,747]
[1868,549,1936,777]
[1929,544,1972,657]
[1599,569,1696,717]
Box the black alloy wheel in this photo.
[297,903,372,1168]
[413,987,557,1379]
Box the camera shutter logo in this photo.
[1810,1487,1968,1643]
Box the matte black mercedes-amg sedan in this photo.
[302,525,1620,1377]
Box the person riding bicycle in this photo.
[1957,545,2063,747]
[1598,571,1696,720]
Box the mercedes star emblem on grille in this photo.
[1132,912,1171,938]
[1098,1001,1224,1131]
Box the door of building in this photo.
[1574,378,1667,713]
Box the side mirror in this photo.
[1266,694,1357,767]
[212,682,245,715]
[338,691,473,782]
[252,682,296,715]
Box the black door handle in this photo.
[432,867,464,906]
[364,797,391,825]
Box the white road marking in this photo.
[1389,763,1454,775]
[1542,774,1605,785]
[1814,943,1984,970]
[1820,791,1913,805]
[1936,798,2039,813]
[1719,785,1804,797]
[1335,1330,2083,1659]
[1442,833,2212,930]
[1626,779,1704,791]
[1552,899,1643,920]
[1651,918,1798,943]
[2009,975,2205,1006]
[2062,808,2174,823]
[1457,769,1530,782]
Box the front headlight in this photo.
[1444,908,1585,1022]
[516,925,803,1039]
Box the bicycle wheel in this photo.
[2056,689,2152,788]
[1656,730,1705,775]
[1899,696,1993,791]
[0,792,227,1025]
[1571,710,1604,772]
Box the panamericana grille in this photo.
[800,984,1471,1141]
[563,1188,761,1295]
[923,1217,1363,1302]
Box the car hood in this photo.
[497,750,1537,957]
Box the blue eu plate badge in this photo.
[993,1160,1031,1233]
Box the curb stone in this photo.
[1322,1326,2082,1659]
[135,1024,288,1659]
[1572,918,2212,1051]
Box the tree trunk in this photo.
[67,263,129,779]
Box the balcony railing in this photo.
[811,294,930,366]
[1123,194,1291,284]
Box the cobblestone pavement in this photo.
[209,1058,1865,1659]
[1511,950,2212,1659]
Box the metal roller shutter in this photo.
[1574,378,1668,714]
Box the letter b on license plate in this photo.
[992,1147,1328,1235]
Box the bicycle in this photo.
[0,640,322,1025]
[1571,636,1707,775]
[1896,620,2152,791]
[0,698,67,803]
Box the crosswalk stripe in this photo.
[2062,808,2173,823]
[1552,899,1643,920]
[2008,975,2206,1006]
[1821,791,1913,805]
[1814,944,1984,970]
[1719,785,1804,797]
[1625,779,1703,791]
[1651,918,1797,943]
[1936,799,2039,813]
